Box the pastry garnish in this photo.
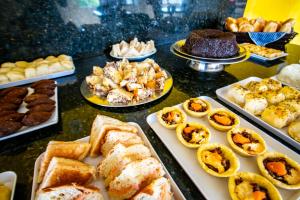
[202,147,230,173]
[211,112,235,126]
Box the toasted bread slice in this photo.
[132,177,172,200]
[39,157,96,190]
[101,130,143,156]
[98,143,151,186]
[108,157,165,200]
[36,183,104,200]
[89,115,138,157]
[38,141,91,183]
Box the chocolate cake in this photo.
[183,29,239,58]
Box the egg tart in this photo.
[208,108,240,131]
[197,143,240,177]
[157,107,187,129]
[257,152,300,190]
[182,98,211,117]
[228,172,282,200]
[227,127,266,157]
[176,122,211,148]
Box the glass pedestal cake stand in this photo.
[170,40,250,72]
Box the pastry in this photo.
[263,21,278,32]
[279,18,296,33]
[227,127,266,156]
[261,78,282,91]
[280,86,300,100]
[208,108,240,131]
[244,93,268,116]
[182,29,239,58]
[22,111,53,126]
[261,105,295,129]
[6,71,24,81]
[0,74,9,84]
[197,143,239,177]
[257,152,300,189]
[288,121,300,142]
[244,81,268,93]
[182,97,211,117]
[0,120,23,136]
[228,172,282,200]
[1,62,15,68]
[24,67,36,78]
[176,122,211,148]
[261,90,285,105]
[238,23,254,32]
[240,43,284,59]
[227,84,250,105]
[157,107,186,129]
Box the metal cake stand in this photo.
[170,39,250,72]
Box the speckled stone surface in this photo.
[0,43,299,200]
[0,0,246,63]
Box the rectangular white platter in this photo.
[146,96,300,200]
[0,82,58,141]
[0,68,75,89]
[216,77,300,151]
[0,171,17,200]
[30,122,186,200]
[249,53,288,61]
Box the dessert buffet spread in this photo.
[84,58,172,106]
[216,77,300,150]
[239,43,287,60]
[147,96,300,200]
[0,55,75,88]
[0,79,58,141]
[110,38,156,59]
[225,17,296,33]
[31,115,185,200]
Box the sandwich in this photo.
[39,157,96,190]
[132,177,172,200]
[38,141,91,183]
[108,157,165,200]
[36,183,104,200]
[89,115,138,157]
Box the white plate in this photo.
[109,49,157,61]
[0,83,58,141]
[0,171,17,200]
[216,77,300,151]
[31,122,186,200]
[250,53,288,61]
[146,96,300,200]
[0,68,75,89]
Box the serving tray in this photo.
[216,77,300,151]
[31,122,186,200]
[146,96,300,200]
[0,83,58,141]
[0,171,17,200]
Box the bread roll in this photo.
[237,17,249,25]
[263,21,278,32]
[36,64,49,76]
[226,17,237,25]
[0,68,11,73]
[238,23,254,32]
[253,18,266,32]
[279,18,295,33]
[45,56,58,62]
[48,62,64,73]
[0,74,9,83]
[6,71,25,81]
[15,61,29,68]
[226,22,238,32]
[25,67,36,78]
[1,62,15,68]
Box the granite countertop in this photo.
[0,43,299,200]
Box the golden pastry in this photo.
[244,93,268,116]
[227,84,250,106]
[244,81,268,93]
[288,121,300,142]
[208,108,240,131]
[257,152,300,189]
[228,172,282,200]
[197,143,239,177]
[261,105,295,129]
[227,127,266,156]
[157,107,186,129]
[261,90,285,105]
[261,78,282,91]
[182,98,211,117]
[176,122,210,148]
[280,86,300,100]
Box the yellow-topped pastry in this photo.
[208,108,240,131]
[176,122,210,148]
[228,172,282,200]
[157,107,186,129]
[227,127,266,157]
[182,98,211,117]
[257,152,300,190]
[288,120,300,142]
[197,143,239,177]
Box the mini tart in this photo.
[176,122,211,148]
[227,127,267,157]
[182,98,211,117]
[257,152,300,189]
[157,107,187,129]
[197,143,239,177]
[208,108,240,131]
[228,172,282,200]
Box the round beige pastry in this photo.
[157,107,186,129]
[15,61,29,68]
[280,86,300,100]
[227,84,250,106]
[228,172,282,200]
[1,62,15,68]
[261,78,282,91]
[176,122,210,148]
[182,98,211,117]
[244,93,268,116]
[288,121,300,142]
[208,108,240,131]
[197,143,239,177]
[257,152,300,189]
[227,127,266,156]
[245,81,268,93]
